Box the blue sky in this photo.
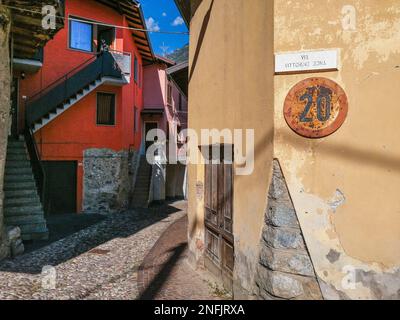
[139,0,189,56]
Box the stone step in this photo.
[22,231,49,241]
[134,185,149,188]
[4,181,36,191]
[136,175,150,178]
[134,186,150,191]
[5,167,33,175]
[20,224,49,241]
[132,202,148,208]
[138,172,151,175]
[133,196,148,200]
[7,140,25,148]
[138,166,151,171]
[5,161,31,169]
[136,176,151,181]
[6,154,29,161]
[7,143,26,152]
[4,210,44,219]
[5,189,39,199]
[133,196,149,200]
[133,189,150,194]
[132,200,148,204]
[4,205,43,216]
[4,196,41,207]
[4,174,35,183]
[135,179,151,184]
[5,215,46,226]
[7,147,27,154]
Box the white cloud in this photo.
[172,16,184,26]
[146,17,160,32]
[162,12,167,17]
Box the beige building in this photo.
[177,0,400,299]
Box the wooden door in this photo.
[43,161,77,214]
[204,156,234,290]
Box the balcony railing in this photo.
[109,50,131,76]
[26,51,124,127]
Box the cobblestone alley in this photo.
[0,201,226,300]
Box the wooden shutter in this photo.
[97,93,115,125]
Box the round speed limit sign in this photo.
[283,77,348,138]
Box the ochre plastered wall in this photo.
[188,0,400,299]
[274,0,400,299]
[187,0,275,294]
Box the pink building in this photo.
[142,56,188,200]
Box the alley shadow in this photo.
[24,213,106,254]
[137,214,189,300]
[0,200,184,275]
[138,243,187,300]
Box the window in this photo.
[139,63,142,88]
[134,106,139,133]
[134,56,139,83]
[97,93,116,125]
[69,20,93,52]
[167,82,173,105]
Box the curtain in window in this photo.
[97,93,115,125]
[70,20,93,52]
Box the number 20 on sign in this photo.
[283,77,348,138]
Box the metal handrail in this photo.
[24,123,47,214]
[26,51,123,126]
[27,53,100,104]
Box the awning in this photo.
[166,61,189,98]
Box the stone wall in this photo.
[256,160,323,300]
[83,148,139,214]
[0,3,11,261]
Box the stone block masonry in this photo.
[256,160,323,300]
[83,148,139,214]
[0,3,11,261]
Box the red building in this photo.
[11,0,154,227]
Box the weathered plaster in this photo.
[187,0,275,295]
[187,0,400,299]
[274,0,400,299]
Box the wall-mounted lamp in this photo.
[21,72,26,80]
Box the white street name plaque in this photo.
[275,49,339,74]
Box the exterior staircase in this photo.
[3,136,48,241]
[131,156,152,208]
[31,78,104,132]
[25,50,130,133]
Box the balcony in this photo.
[13,48,44,74]
[25,50,130,132]
[109,50,132,84]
